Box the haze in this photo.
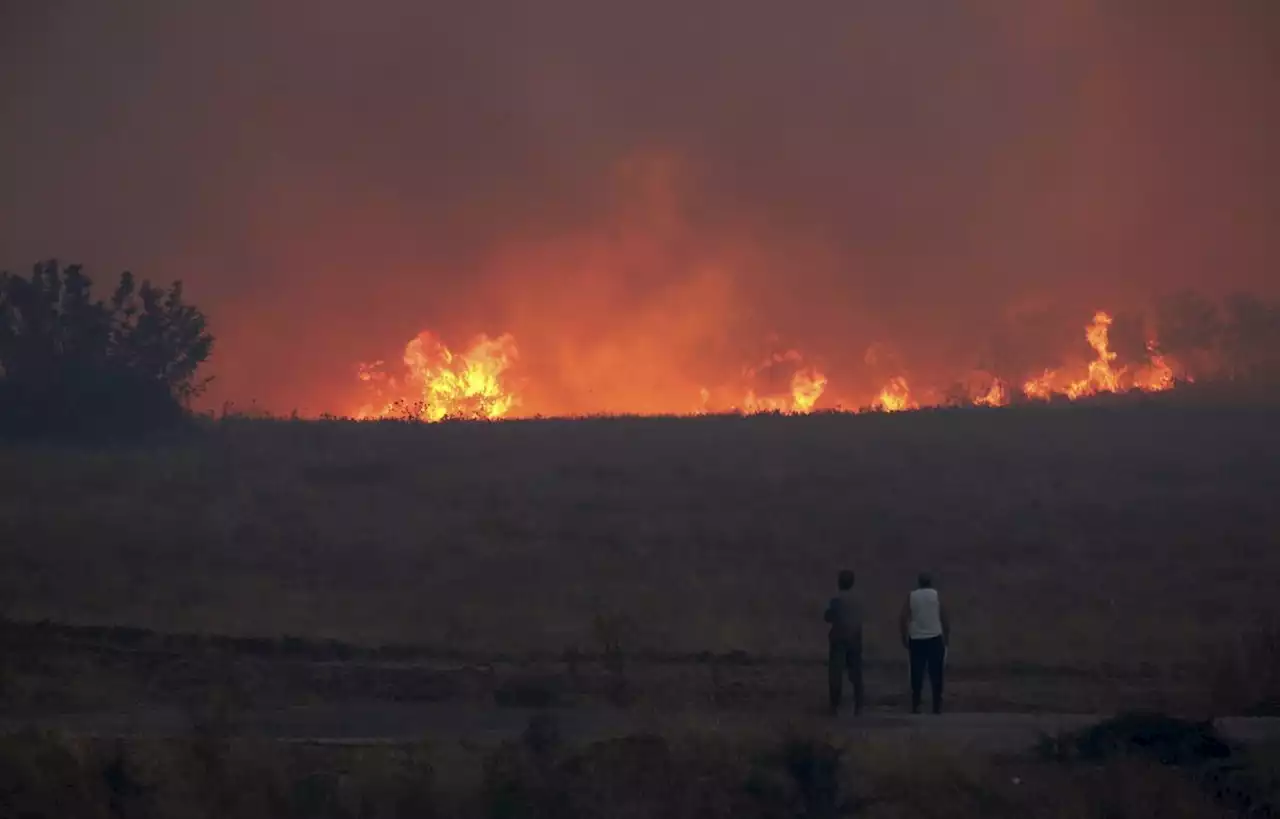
[3,1,1277,415]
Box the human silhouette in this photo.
[824,568,864,716]
[899,572,950,714]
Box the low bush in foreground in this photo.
[1,712,1270,818]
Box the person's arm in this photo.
[824,598,836,623]
[898,599,910,648]
[940,602,951,648]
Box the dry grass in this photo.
[0,714,1253,818]
[1,405,1277,686]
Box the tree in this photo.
[1107,310,1151,371]
[1155,291,1221,381]
[1222,292,1280,382]
[0,260,214,440]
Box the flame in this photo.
[693,387,711,415]
[736,349,827,414]
[1022,370,1056,401]
[350,307,1183,421]
[1021,311,1175,402]
[873,376,917,412]
[790,367,828,412]
[1062,311,1120,398]
[356,331,518,422]
[974,379,1008,407]
[1134,343,1175,392]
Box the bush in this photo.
[1037,711,1232,768]
[0,260,213,441]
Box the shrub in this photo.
[0,260,213,441]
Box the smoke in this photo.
[1,1,1277,414]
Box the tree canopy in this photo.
[0,260,213,440]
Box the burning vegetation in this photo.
[341,151,1280,423]
[351,305,1205,422]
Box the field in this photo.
[4,401,1280,815]
[7,714,1276,819]
[2,400,1279,717]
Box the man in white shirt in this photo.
[898,572,950,714]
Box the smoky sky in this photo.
[3,1,1278,413]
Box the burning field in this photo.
[340,153,1242,424]
[351,307,1179,422]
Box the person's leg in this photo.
[828,642,844,715]
[928,637,945,714]
[848,641,864,715]
[908,639,925,713]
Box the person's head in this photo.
[917,572,933,589]
[837,569,855,591]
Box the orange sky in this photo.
[2,1,1277,415]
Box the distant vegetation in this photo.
[979,289,1280,397]
[0,260,213,440]
[1146,290,1280,384]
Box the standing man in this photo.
[824,569,864,716]
[899,572,949,714]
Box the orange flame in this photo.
[356,332,518,422]
[873,376,917,412]
[1021,311,1175,402]
[790,367,828,412]
[974,379,1009,407]
[737,350,827,414]
[351,307,1182,421]
[1063,311,1120,398]
[1134,343,1175,392]
[1022,369,1056,401]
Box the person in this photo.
[824,568,864,716]
[899,572,949,714]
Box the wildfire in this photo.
[355,332,518,422]
[351,307,1182,421]
[1135,344,1175,392]
[974,379,1008,407]
[790,367,828,412]
[1022,370,1056,401]
[873,376,917,412]
[1063,311,1121,398]
[737,350,827,414]
[1020,311,1175,402]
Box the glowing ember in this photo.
[356,331,518,422]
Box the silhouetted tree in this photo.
[0,260,213,440]
[1156,291,1222,380]
[1221,292,1280,382]
[1107,311,1150,370]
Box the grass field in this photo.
[2,402,1278,690]
[1,712,1273,818]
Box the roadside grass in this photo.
[0,709,1261,818]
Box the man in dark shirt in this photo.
[824,568,864,716]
